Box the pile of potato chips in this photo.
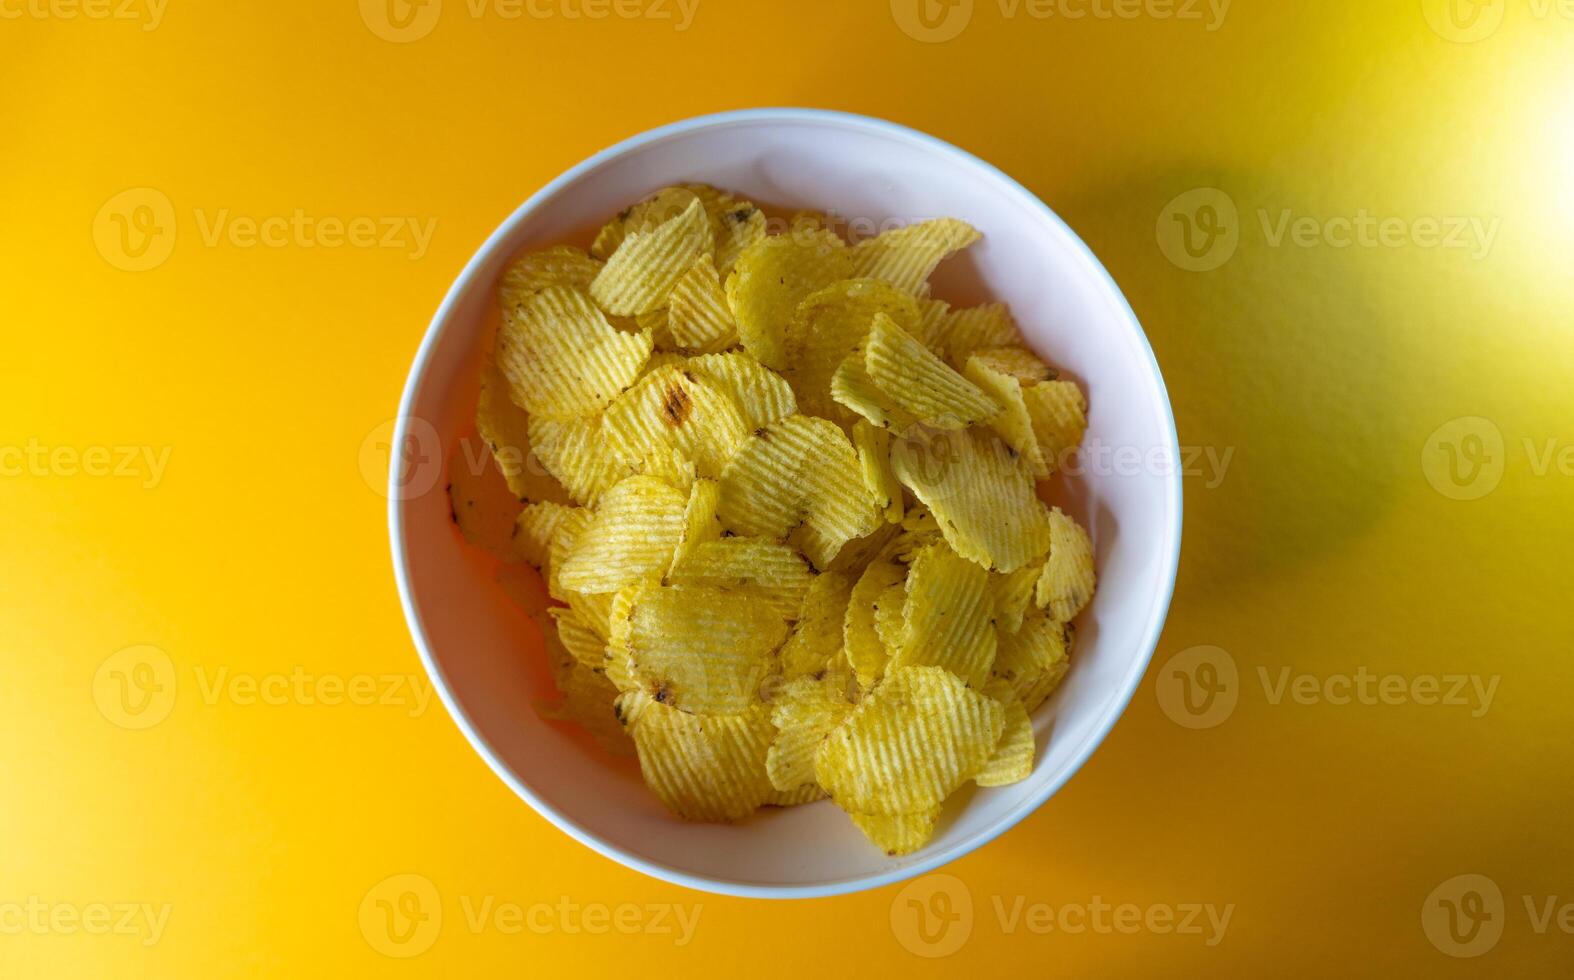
[455,184,1095,856]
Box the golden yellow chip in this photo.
[864,313,999,429]
[556,476,687,594]
[497,285,654,419]
[766,674,852,792]
[872,581,907,656]
[590,187,704,259]
[603,361,751,481]
[527,413,629,507]
[766,783,828,806]
[682,183,767,275]
[498,244,603,311]
[843,555,907,687]
[1036,506,1096,622]
[550,605,608,671]
[991,560,1043,635]
[890,427,1052,573]
[991,608,1072,712]
[687,352,798,430]
[591,197,713,317]
[617,691,775,821]
[965,353,1048,477]
[848,807,941,856]
[974,685,1034,787]
[825,520,900,577]
[716,415,881,570]
[622,583,789,715]
[666,256,738,353]
[475,357,573,504]
[1023,379,1088,476]
[851,420,904,524]
[667,537,815,620]
[541,657,632,756]
[669,477,722,573]
[725,229,854,370]
[849,218,980,295]
[539,506,593,594]
[446,443,520,560]
[889,540,997,687]
[830,352,920,434]
[779,571,854,679]
[967,345,1055,383]
[783,279,921,422]
[925,302,1023,367]
[815,666,1004,814]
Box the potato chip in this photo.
[622,583,789,715]
[498,245,603,311]
[849,218,980,295]
[974,685,1034,787]
[618,692,775,821]
[556,476,687,594]
[965,353,1048,477]
[967,346,1055,383]
[497,285,654,419]
[1023,379,1088,476]
[766,674,852,792]
[843,555,908,688]
[590,187,704,260]
[991,560,1043,635]
[682,184,767,274]
[538,505,592,591]
[830,352,920,434]
[890,427,1051,573]
[766,783,828,806]
[725,229,854,370]
[815,666,1004,814]
[991,608,1072,712]
[1036,506,1096,622]
[848,807,941,856]
[541,656,631,756]
[527,413,629,507]
[666,257,738,353]
[717,415,881,570]
[669,477,722,572]
[872,581,907,657]
[865,314,999,429]
[446,443,520,560]
[888,540,997,687]
[778,571,853,679]
[783,279,921,422]
[926,302,1023,367]
[825,520,901,577]
[686,352,798,431]
[667,537,815,620]
[550,605,607,671]
[603,361,751,480]
[850,420,904,524]
[475,357,573,504]
[591,197,713,317]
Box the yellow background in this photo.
[3,0,1572,975]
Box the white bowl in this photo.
[390,109,1181,899]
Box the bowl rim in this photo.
[389,107,1183,900]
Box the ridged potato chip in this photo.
[623,583,789,715]
[1023,379,1088,476]
[783,279,921,422]
[717,415,881,570]
[974,684,1034,787]
[617,691,775,821]
[1036,506,1096,622]
[825,520,901,577]
[550,605,608,671]
[872,581,907,656]
[475,357,573,504]
[779,571,853,679]
[848,807,942,856]
[890,540,997,687]
[991,609,1072,712]
[497,285,653,419]
[849,218,980,295]
[766,674,852,792]
[556,476,687,594]
[766,783,828,807]
[591,197,713,317]
[844,555,907,687]
[890,427,1051,573]
[591,187,704,259]
[965,353,1048,477]
[991,560,1044,635]
[603,361,751,480]
[830,352,919,434]
[851,420,904,524]
[865,313,999,429]
[725,229,854,369]
[815,666,1004,814]
[666,256,738,353]
[542,656,631,756]
[687,352,798,430]
[925,302,1023,367]
[667,537,814,620]
[498,245,603,311]
[669,477,722,572]
[528,413,630,507]
[682,183,767,275]
[967,345,1055,383]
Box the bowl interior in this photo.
[393,112,1179,896]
